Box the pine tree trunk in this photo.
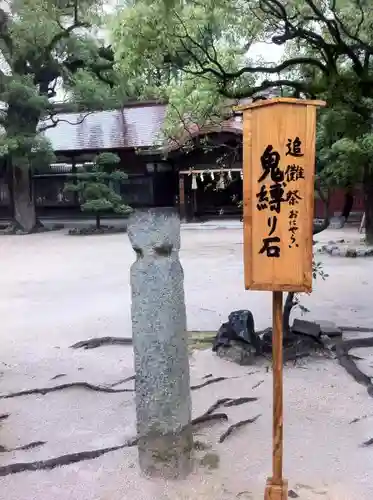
[363,166,373,244]
[6,101,40,233]
[12,164,36,232]
[96,214,101,229]
[341,189,354,221]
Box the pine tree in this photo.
[112,0,373,240]
[0,0,122,232]
[64,152,132,229]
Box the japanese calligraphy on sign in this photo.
[256,139,304,256]
[240,97,326,292]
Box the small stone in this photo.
[320,335,337,357]
[329,215,346,229]
[345,248,357,258]
[216,340,256,365]
[289,490,299,498]
[292,319,321,339]
[260,327,273,353]
[317,320,342,338]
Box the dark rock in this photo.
[317,320,342,337]
[259,327,273,353]
[292,319,321,339]
[346,248,357,258]
[289,490,299,498]
[216,340,256,366]
[213,310,260,354]
[228,310,259,351]
[320,335,337,357]
[212,323,235,351]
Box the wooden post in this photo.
[264,291,287,500]
[236,97,326,500]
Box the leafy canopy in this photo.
[111,0,373,186]
[0,0,125,167]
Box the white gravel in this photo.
[0,227,372,499]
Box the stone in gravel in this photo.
[329,215,346,229]
[320,335,337,357]
[346,248,357,258]
[216,340,257,366]
[213,310,260,353]
[212,322,234,351]
[317,320,342,338]
[289,490,300,498]
[228,310,257,347]
[292,319,321,339]
[322,328,342,339]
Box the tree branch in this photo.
[38,111,94,133]
[219,78,312,100]
[260,0,371,78]
[48,21,90,53]
[47,0,90,52]
[173,9,328,83]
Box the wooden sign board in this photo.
[240,98,326,293]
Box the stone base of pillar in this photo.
[138,427,193,479]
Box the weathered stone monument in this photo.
[127,207,193,478]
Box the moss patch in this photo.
[188,331,216,352]
[199,452,220,469]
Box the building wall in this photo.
[314,187,364,219]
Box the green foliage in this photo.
[110,0,258,141]
[111,0,373,192]
[0,0,131,229]
[292,258,329,317]
[0,0,124,174]
[64,153,132,219]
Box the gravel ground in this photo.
[0,226,372,499]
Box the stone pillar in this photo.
[127,207,192,479]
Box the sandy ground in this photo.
[0,226,373,499]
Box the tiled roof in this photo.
[40,93,278,153]
[166,116,243,152]
[41,103,167,152]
